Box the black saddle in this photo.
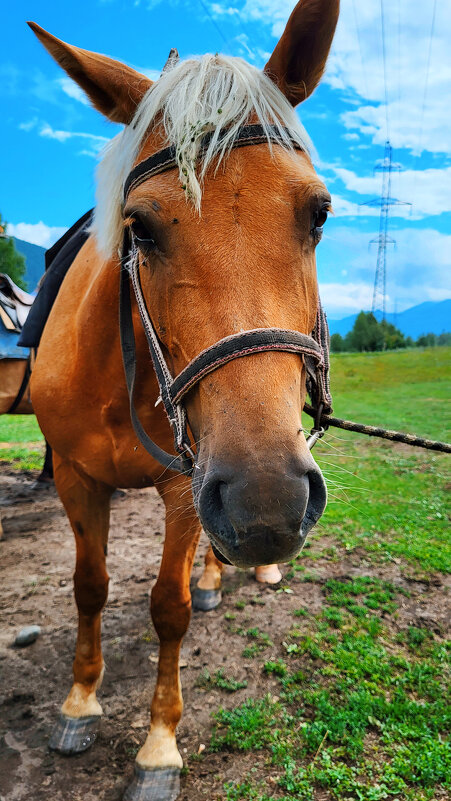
[18,209,93,348]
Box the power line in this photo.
[416,0,438,158]
[396,0,401,131]
[197,0,258,64]
[352,0,369,98]
[197,0,232,51]
[379,0,390,141]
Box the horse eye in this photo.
[131,216,156,247]
[310,204,329,242]
[312,205,329,231]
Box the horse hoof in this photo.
[123,766,180,801]
[192,587,222,611]
[49,713,100,754]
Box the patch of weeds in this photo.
[323,577,399,617]
[406,625,433,650]
[250,596,266,606]
[224,781,273,800]
[240,629,274,658]
[246,627,273,647]
[300,571,322,583]
[224,611,236,621]
[242,644,260,659]
[187,751,205,764]
[322,606,344,628]
[0,446,44,471]
[293,607,308,617]
[196,668,247,693]
[263,660,288,677]
[235,600,247,610]
[211,696,280,752]
[283,634,326,660]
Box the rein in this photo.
[119,124,332,475]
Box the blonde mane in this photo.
[93,54,311,258]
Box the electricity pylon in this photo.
[361,141,411,320]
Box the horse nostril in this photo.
[197,474,238,548]
[194,458,327,568]
[303,466,327,533]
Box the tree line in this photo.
[331,311,451,353]
[0,213,27,289]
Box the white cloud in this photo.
[321,193,379,218]
[326,0,451,155]
[211,4,240,16]
[39,124,109,151]
[40,124,73,143]
[206,0,451,155]
[20,118,110,154]
[8,221,68,249]
[325,163,451,219]
[58,77,90,106]
[19,118,38,132]
[319,281,374,315]
[319,224,451,315]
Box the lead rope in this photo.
[303,403,451,454]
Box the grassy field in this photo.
[1,346,450,800]
[202,347,450,801]
[0,412,44,470]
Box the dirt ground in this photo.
[0,465,449,801]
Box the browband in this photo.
[123,123,303,202]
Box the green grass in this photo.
[0,413,44,470]
[211,347,450,800]
[196,668,248,693]
[213,582,451,800]
[326,347,450,441]
[306,347,451,575]
[0,414,43,442]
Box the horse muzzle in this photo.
[192,457,327,568]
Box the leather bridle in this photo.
[119,124,333,476]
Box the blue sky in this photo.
[2,0,450,317]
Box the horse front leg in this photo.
[49,455,112,754]
[192,545,281,613]
[192,543,224,611]
[125,475,201,801]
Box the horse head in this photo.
[30,0,339,568]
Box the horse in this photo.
[0,274,53,484]
[28,1,339,798]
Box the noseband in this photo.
[119,124,333,476]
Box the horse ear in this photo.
[264,0,339,106]
[27,22,152,124]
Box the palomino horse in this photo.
[29,1,338,797]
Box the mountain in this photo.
[12,237,46,292]
[328,299,451,339]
